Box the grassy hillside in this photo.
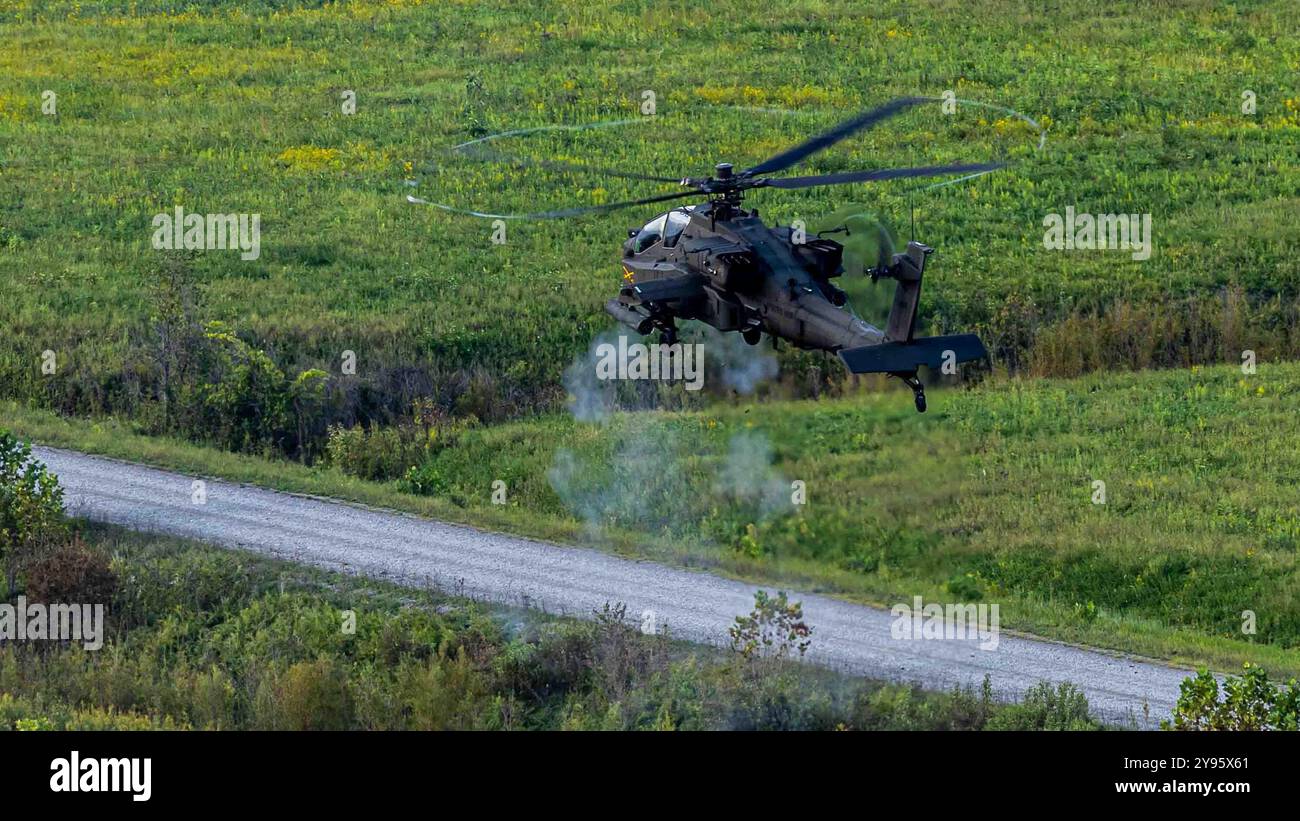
[2,0,1299,450]
[7,360,1299,676]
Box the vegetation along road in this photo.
[34,445,1193,726]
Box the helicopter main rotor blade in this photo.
[741,96,928,177]
[763,161,1004,190]
[454,146,686,184]
[406,188,701,220]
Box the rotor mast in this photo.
[682,162,749,218]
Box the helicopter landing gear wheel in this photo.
[899,373,926,413]
[742,327,762,346]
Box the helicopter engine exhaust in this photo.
[604,299,655,335]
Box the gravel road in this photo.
[35,445,1193,726]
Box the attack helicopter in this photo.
[410,96,998,411]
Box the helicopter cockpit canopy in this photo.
[633,207,695,253]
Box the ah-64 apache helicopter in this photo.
[411,96,999,412]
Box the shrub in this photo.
[0,692,181,731]
[198,323,292,455]
[986,681,1098,730]
[277,658,354,730]
[0,431,67,596]
[198,323,333,460]
[23,536,117,606]
[324,423,423,481]
[1165,664,1300,731]
[498,622,597,700]
[728,590,813,663]
[401,461,450,497]
[183,666,237,730]
[396,649,489,730]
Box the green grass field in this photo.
[2,0,1298,429]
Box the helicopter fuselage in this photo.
[613,200,885,352]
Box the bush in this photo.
[181,666,237,731]
[401,461,450,497]
[396,649,489,730]
[23,536,117,606]
[277,658,354,731]
[0,692,181,731]
[1165,664,1300,731]
[0,431,67,596]
[728,590,813,663]
[986,681,1098,730]
[324,423,424,481]
[853,679,998,731]
[197,323,332,460]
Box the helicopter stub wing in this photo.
[621,272,707,305]
[838,333,987,374]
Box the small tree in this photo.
[149,252,203,430]
[1165,664,1300,731]
[729,590,813,663]
[0,432,67,597]
[200,322,292,453]
[290,369,329,463]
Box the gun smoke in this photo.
[550,324,788,541]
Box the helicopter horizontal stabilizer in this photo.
[838,333,987,374]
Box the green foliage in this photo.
[986,681,1099,731]
[729,590,813,662]
[0,431,66,596]
[0,527,1100,730]
[1165,664,1300,731]
[852,677,998,731]
[0,693,181,731]
[289,369,329,464]
[324,423,425,482]
[401,461,451,497]
[195,323,336,460]
[198,322,294,455]
[274,658,356,731]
